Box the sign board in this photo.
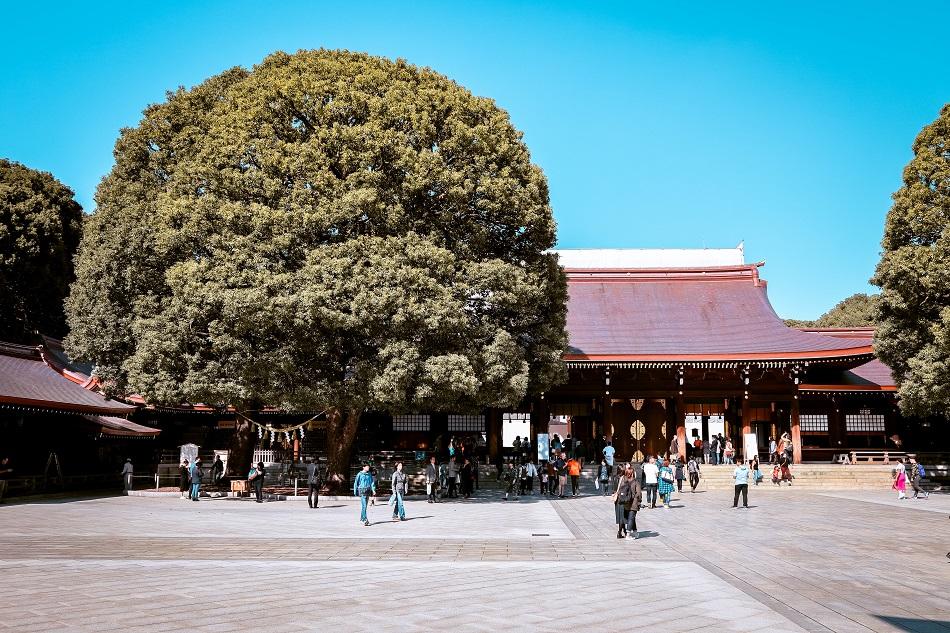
[180,443,199,465]
[537,433,550,462]
[216,419,236,429]
[743,433,758,464]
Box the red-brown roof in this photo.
[564,265,873,363]
[0,342,135,414]
[796,328,896,392]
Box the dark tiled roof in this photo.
[83,415,160,437]
[564,266,872,362]
[0,343,135,414]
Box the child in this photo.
[771,464,782,485]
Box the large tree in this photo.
[0,159,83,343]
[872,104,950,417]
[66,50,568,484]
[784,293,879,328]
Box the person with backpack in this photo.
[306,457,321,509]
[598,459,611,495]
[687,455,701,492]
[908,458,929,499]
[674,458,685,492]
[248,461,265,503]
[390,461,408,521]
[353,463,376,526]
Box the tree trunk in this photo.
[324,407,361,494]
[226,415,256,478]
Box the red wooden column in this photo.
[741,397,752,437]
[791,397,802,464]
[676,393,687,462]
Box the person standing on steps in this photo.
[598,459,611,495]
[390,461,408,521]
[425,455,439,503]
[687,455,701,492]
[709,435,720,465]
[306,457,321,509]
[210,454,224,488]
[733,460,751,508]
[354,463,376,525]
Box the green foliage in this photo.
[0,159,82,343]
[784,293,880,328]
[872,103,950,416]
[66,50,567,413]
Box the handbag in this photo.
[595,478,600,490]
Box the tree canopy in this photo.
[784,293,879,329]
[0,159,83,343]
[65,50,568,475]
[872,103,950,417]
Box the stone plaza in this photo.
[0,486,947,632]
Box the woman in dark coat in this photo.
[613,464,643,539]
[179,460,190,499]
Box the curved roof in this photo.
[563,265,873,363]
[0,343,135,415]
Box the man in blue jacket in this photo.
[353,464,376,526]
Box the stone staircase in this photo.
[687,464,897,490]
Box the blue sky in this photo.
[2,1,948,319]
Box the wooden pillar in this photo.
[676,393,687,461]
[791,397,802,464]
[487,409,501,465]
[741,397,752,436]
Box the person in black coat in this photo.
[179,460,190,499]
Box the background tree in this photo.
[783,293,879,328]
[0,159,83,343]
[66,50,567,484]
[872,103,950,417]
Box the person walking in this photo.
[121,458,134,492]
[502,462,518,501]
[446,456,459,498]
[179,459,190,499]
[687,455,701,492]
[567,455,581,496]
[674,458,685,493]
[354,463,376,525]
[642,455,659,509]
[390,462,408,521]
[733,460,751,508]
[893,458,907,500]
[517,459,528,496]
[189,457,202,501]
[908,458,929,499]
[425,456,439,503]
[602,440,616,477]
[306,457,321,509]
[249,461,265,503]
[211,455,224,488]
[598,459,611,495]
[613,464,643,539]
[657,459,674,508]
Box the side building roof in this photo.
[0,342,136,415]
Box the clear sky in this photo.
[2,2,948,319]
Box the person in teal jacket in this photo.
[353,464,376,526]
